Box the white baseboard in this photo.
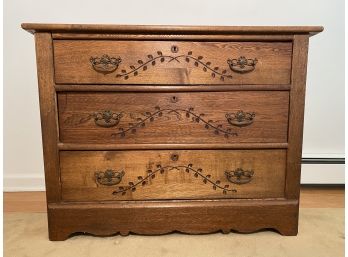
[3,163,344,192]
[4,174,46,192]
[301,164,345,184]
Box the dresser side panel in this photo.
[285,34,309,199]
[34,33,61,203]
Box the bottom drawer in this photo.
[60,150,286,201]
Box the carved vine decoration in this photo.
[115,51,233,81]
[112,164,237,195]
[64,106,239,139]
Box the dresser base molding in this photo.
[47,199,299,241]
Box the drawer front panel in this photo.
[58,91,289,144]
[60,150,286,201]
[53,40,292,85]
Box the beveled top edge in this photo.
[21,23,324,36]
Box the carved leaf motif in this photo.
[112,165,237,196]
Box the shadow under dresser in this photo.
[21,23,323,240]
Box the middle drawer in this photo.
[58,91,289,144]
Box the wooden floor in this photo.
[3,186,344,213]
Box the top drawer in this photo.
[53,40,292,85]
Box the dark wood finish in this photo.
[60,150,286,201]
[34,33,61,203]
[58,91,289,144]
[53,41,292,85]
[23,24,321,240]
[285,35,309,199]
[47,199,299,240]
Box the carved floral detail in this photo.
[91,50,234,81]
[112,164,237,195]
[64,106,239,139]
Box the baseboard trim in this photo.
[302,158,345,164]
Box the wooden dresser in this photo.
[22,23,323,240]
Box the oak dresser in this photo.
[22,23,323,240]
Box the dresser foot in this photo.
[275,225,298,236]
[48,229,73,241]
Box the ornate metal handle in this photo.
[95,169,125,186]
[90,54,122,74]
[94,110,123,128]
[226,110,255,127]
[225,168,254,185]
[227,56,258,74]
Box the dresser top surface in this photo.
[21,23,323,36]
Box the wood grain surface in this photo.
[60,149,286,201]
[47,199,299,240]
[53,41,292,84]
[58,91,289,144]
[285,35,309,199]
[34,33,61,203]
[21,23,324,35]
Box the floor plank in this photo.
[3,186,344,213]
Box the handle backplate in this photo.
[227,56,258,74]
[225,168,254,185]
[226,110,255,127]
[94,110,122,128]
[90,54,122,74]
[95,169,125,186]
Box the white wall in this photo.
[4,0,345,191]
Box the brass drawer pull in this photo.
[95,169,125,186]
[226,110,255,127]
[90,54,122,74]
[94,110,123,128]
[227,56,258,74]
[225,168,254,184]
